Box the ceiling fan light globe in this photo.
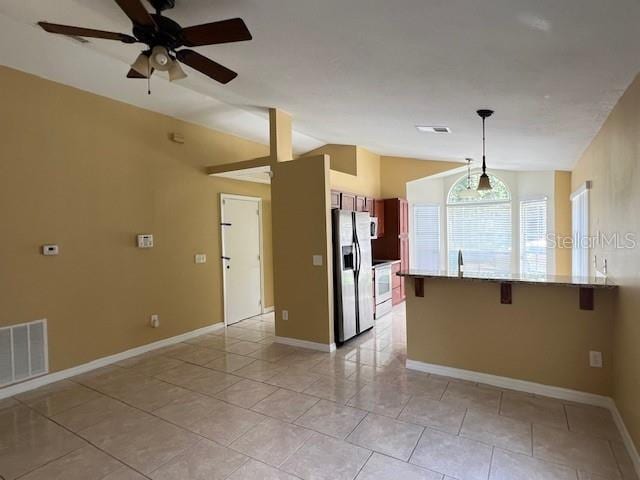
[168,60,188,81]
[150,46,171,71]
[477,173,492,191]
[130,53,151,77]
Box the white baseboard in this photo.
[0,322,225,400]
[262,306,275,314]
[609,400,640,477]
[406,358,640,477]
[274,336,336,353]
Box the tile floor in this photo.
[1,305,637,480]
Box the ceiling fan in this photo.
[38,0,252,87]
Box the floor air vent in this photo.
[0,319,48,387]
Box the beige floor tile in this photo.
[247,343,296,362]
[190,403,266,445]
[230,417,313,467]
[149,438,248,480]
[73,366,134,389]
[233,360,287,381]
[566,404,622,442]
[227,459,300,480]
[152,391,226,426]
[281,433,372,480]
[1,405,52,441]
[205,353,256,373]
[214,379,279,408]
[533,424,619,477]
[187,334,241,349]
[0,418,87,480]
[165,345,225,366]
[252,388,320,422]
[499,391,568,430]
[128,356,185,377]
[187,370,242,395]
[295,399,367,439]
[490,448,578,480]
[20,383,103,417]
[347,383,412,418]
[223,340,265,355]
[410,428,493,480]
[460,409,532,455]
[103,466,149,479]
[0,397,19,411]
[311,358,360,378]
[266,368,324,392]
[82,414,199,474]
[441,382,501,413]
[385,374,449,398]
[100,375,192,411]
[578,471,622,480]
[398,394,467,434]
[347,413,423,461]
[303,375,365,403]
[52,396,138,432]
[18,445,123,480]
[155,363,219,386]
[356,452,444,480]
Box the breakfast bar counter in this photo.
[398,270,618,396]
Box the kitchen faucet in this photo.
[457,250,464,277]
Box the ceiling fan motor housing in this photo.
[133,14,184,51]
[147,0,176,13]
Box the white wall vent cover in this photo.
[0,319,48,387]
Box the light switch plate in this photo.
[589,350,603,368]
[195,254,207,264]
[282,310,288,321]
[312,255,323,266]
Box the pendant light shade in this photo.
[476,109,494,192]
[131,52,151,77]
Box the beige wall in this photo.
[329,147,381,198]
[406,278,614,395]
[380,156,460,198]
[271,155,334,344]
[305,144,358,175]
[0,66,273,373]
[554,171,572,276]
[572,73,640,448]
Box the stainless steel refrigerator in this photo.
[332,209,374,344]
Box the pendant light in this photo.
[476,109,494,191]
[459,158,480,199]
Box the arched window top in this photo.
[448,173,511,204]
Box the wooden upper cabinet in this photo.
[355,196,367,212]
[399,198,409,236]
[330,190,341,209]
[340,192,356,211]
[365,198,375,216]
[374,199,385,237]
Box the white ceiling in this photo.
[1,0,639,170]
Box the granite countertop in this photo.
[397,269,616,289]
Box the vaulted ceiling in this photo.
[1,0,639,170]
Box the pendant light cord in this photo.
[481,116,487,174]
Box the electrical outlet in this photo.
[589,350,603,368]
[312,255,323,266]
[282,310,288,321]
[150,314,160,328]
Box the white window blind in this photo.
[413,204,440,270]
[572,184,590,277]
[520,198,548,275]
[447,203,512,274]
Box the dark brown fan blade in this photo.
[113,0,156,28]
[182,18,252,47]
[127,68,154,78]
[38,22,137,43]
[176,50,238,84]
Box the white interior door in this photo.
[221,195,263,325]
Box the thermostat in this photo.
[42,245,59,256]
[137,234,154,248]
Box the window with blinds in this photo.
[520,198,548,275]
[412,204,440,271]
[447,202,512,274]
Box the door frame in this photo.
[220,193,265,327]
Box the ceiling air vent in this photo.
[0,319,48,387]
[416,125,452,134]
